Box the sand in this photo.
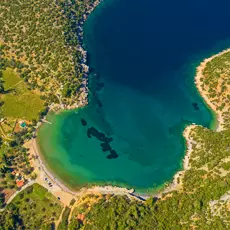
[24,139,138,206]
[25,140,76,206]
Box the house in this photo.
[16,180,24,188]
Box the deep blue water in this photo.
[39,0,230,190]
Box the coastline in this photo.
[62,0,103,110]
[195,48,230,132]
[24,0,229,203]
[32,47,230,202]
[161,124,196,195]
[25,138,137,206]
[21,0,146,204]
[161,49,230,195]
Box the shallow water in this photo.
[38,0,230,190]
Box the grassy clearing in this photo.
[57,207,71,230]
[0,68,44,120]
[1,183,63,229]
[2,68,22,90]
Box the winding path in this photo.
[0,180,35,212]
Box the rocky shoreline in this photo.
[160,124,197,196]
[66,0,102,110]
[29,1,230,205]
[162,49,230,196]
[195,48,230,132]
[26,0,145,205]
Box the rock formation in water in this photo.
[96,82,104,91]
[192,102,199,111]
[107,150,118,159]
[85,126,117,158]
[81,118,87,126]
[100,143,112,152]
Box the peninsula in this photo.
[0,0,230,229]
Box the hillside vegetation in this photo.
[201,51,230,129]
[0,183,63,229]
[0,0,92,107]
[0,0,94,211]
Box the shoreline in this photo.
[26,138,138,206]
[159,49,230,195]
[22,0,230,204]
[61,0,103,110]
[23,0,147,204]
[160,124,196,195]
[195,48,230,132]
[32,48,230,202]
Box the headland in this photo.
[195,48,230,131]
[163,48,230,195]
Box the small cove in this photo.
[38,0,230,191]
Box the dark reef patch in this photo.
[83,124,118,159]
[81,118,87,126]
[192,102,199,111]
[96,82,104,91]
[100,142,112,152]
[96,97,103,108]
[107,150,118,159]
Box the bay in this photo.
[38,0,230,191]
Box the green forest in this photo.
[0,0,95,107]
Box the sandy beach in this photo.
[25,140,76,206]
[24,139,138,206]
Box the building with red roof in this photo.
[16,180,24,188]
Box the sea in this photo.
[38,0,230,192]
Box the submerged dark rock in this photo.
[192,102,199,111]
[87,127,99,138]
[107,150,118,159]
[100,143,111,152]
[87,129,92,138]
[105,137,113,143]
[96,82,104,91]
[96,98,103,108]
[81,118,87,126]
[86,126,117,158]
[99,132,106,142]
[87,127,111,142]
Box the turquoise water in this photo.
[38,0,230,191]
